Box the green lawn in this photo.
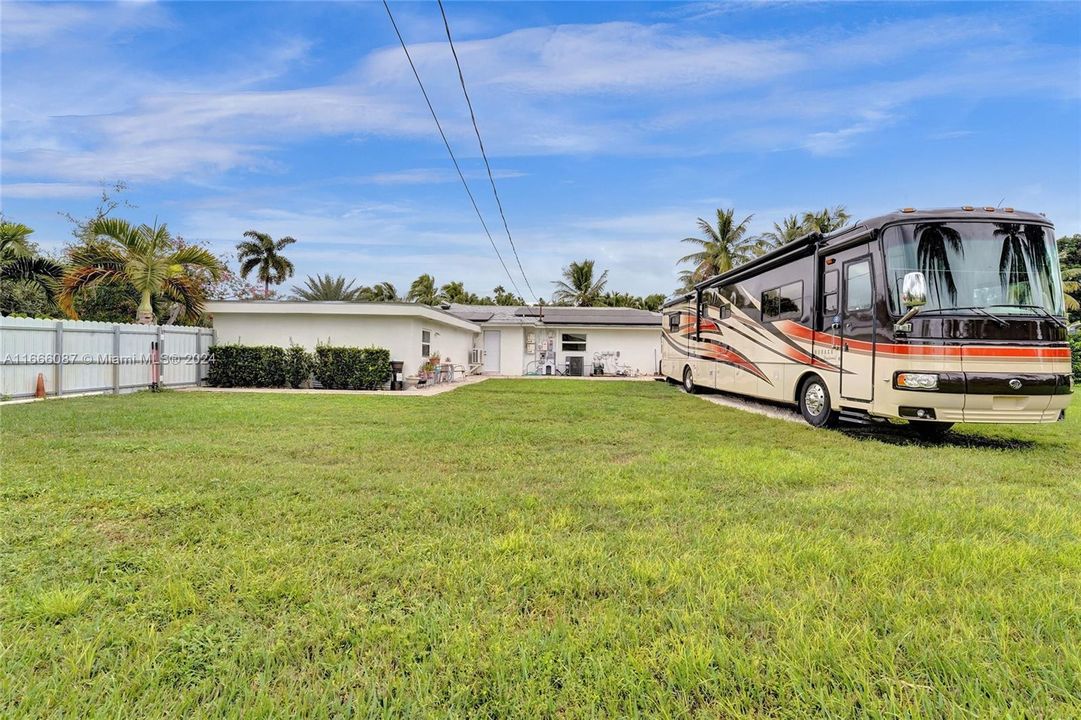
[2,380,1079,718]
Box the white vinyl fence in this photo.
[0,316,214,399]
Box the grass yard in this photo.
[2,380,1080,718]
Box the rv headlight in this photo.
[896,372,939,390]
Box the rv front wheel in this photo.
[799,376,837,428]
[683,366,697,394]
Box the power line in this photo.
[437,0,537,304]
[381,0,524,301]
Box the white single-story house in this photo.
[445,305,661,376]
[204,301,662,378]
[205,302,480,378]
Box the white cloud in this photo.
[0,182,102,199]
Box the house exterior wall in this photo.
[482,324,661,376]
[210,312,477,378]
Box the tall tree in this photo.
[601,291,642,308]
[0,221,65,315]
[801,206,851,234]
[407,274,443,305]
[759,214,805,249]
[641,293,666,312]
[359,282,399,302]
[236,230,296,299]
[60,218,222,324]
[678,209,759,286]
[290,274,363,301]
[440,281,479,304]
[552,259,608,306]
[491,285,523,306]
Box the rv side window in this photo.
[718,305,731,320]
[668,313,680,331]
[762,281,803,320]
[823,270,839,314]
[846,261,873,312]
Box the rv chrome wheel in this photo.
[799,376,837,428]
[683,366,697,394]
[804,384,825,416]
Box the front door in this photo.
[823,245,876,402]
[483,331,501,373]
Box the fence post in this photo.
[54,321,64,397]
[112,325,121,394]
[156,325,165,388]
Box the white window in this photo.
[561,333,586,352]
[421,328,432,357]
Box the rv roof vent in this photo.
[983,206,995,211]
[962,205,975,211]
[901,207,916,213]
[1003,207,1014,213]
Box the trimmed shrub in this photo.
[207,345,287,388]
[314,345,391,390]
[286,344,314,389]
[1070,333,1081,382]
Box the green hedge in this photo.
[286,345,314,389]
[208,345,287,388]
[1070,333,1081,382]
[314,345,391,390]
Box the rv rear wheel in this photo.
[799,375,837,428]
[683,366,697,394]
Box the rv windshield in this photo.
[883,222,1064,317]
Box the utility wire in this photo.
[381,0,524,300]
[437,0,537,304]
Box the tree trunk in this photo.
[265,279,270,299]
[136,290,155,325]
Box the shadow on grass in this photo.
[838,425,1039,451]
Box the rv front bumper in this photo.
[882,372,1073,424]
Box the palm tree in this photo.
[601,291,642,308]
[1063,267,1080,313]
[0,222,64,308]
[359,281,399,302]
[491,285,523,306]
[60,218,222,324]
[916,223,964,307]
[407,274,443,305]
[552,260,608,306]
[440,281,479,304]
[801,206,851,234]
[641,293,666,312]
[236,230,296,299]
[290,274,362,302]
[759,214,805,249]
[678,209,759,283]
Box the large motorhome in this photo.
[661,207,1073,434]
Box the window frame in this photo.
[561,332,587,352]
[822,269,839,315]
[421,328,432,358]
[844,259,874,313]
[761,280,805,321]
[668,312,680,332]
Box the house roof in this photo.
[203,301,481,333]
[445,304,660,327]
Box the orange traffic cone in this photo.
[35,373,46,399]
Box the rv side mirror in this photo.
[901,271,928,308]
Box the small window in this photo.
[845,261,873,312]
[762,281,804,320]
[561,333,587,352]
[718,305,731,320]
[421,328,431,357]
[823,270,839,315]
[668,313,680,332]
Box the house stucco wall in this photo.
[210,312,478,378]
[482,324,660,376]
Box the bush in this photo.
[314,345,391,390]
[286,344,314,389]
[1070,333,1081,382]
[207,345,287,388]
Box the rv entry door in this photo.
[822,245,876,402]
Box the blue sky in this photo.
[2,1,1079,299]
